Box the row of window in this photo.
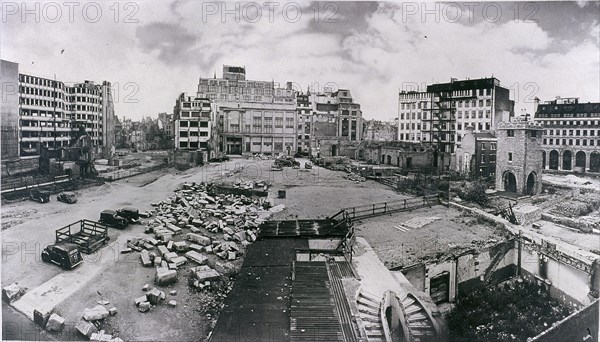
[178,131,208,137]
[179,121,209,128]
[543,138,598,147]
[399,97,492,111]
[546,129,599,136]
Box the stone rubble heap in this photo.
[346,172,366,182]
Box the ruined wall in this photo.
[532,299,599,342]
[520,244,592,308]
[1,157,39,177]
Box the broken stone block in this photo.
[185,251,208,265]
[153,256,162,266]
[168,300,177,307]
[186,233,211,246]
[163,252,178,262]
[192,219,203,227]
[146,288,165,305]
[90,330,115,342]
[222,227,234,235]
[189,244,203,252]
[120,247,132,254]
[205,246,213,254]
[224,234,231,241]
[233,231,246,242]
[191,265,221,282]
[161,260,168,268]
[167,240,174,250]
[190,227,201,233]
[157,245,169,256]
[155,267,177,285]
[166,224,182,235]
[172,256,187,267]
[138,302,151,313]
[109,307,117,316]
[76,320,98,338]
[228,251,236,260]
[173,241,188,252]
[2,283,24,303]
[168,263,178,270]
[46,313,65,332]
[169,290,177,296]
[134,295,147,306]
[140,250,152,267]
[216,251,227,259]
[83,305,110,321]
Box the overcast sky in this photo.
[3,1,599,121]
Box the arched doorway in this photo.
[381,155,386,164]
[503,171,517,193]
[575,151,586,169]
[358,149,364,160]
[526,172,537,195]
[562,150,572,170]
[331,144,337,157]
[387,155,392,165]
[591,152,600,173]
[542,151,546,169]
[549,150,559,170]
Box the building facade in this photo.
[454,127,497,179]
[217,101,297,155]
[173,93,214,155]
[534,97,600,173]
[398,77,514,154]
[495,120,544,195]
[13,63,115,160]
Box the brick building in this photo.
[495,120,544,195]
[534,97,600,173]
[454,127,497,179]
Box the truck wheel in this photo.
[41,253,49,262]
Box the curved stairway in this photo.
[400,294,437,342]
[356,290,385,342]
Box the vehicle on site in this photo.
[117,207,141,223]
[270,164,283,171]
[30,189,51,203]
[41,243,83,269]
[99,210,129,229]
[57,192,77,204]
[305,162,313,169]
[274,156,300,167]
[55,220,109,254]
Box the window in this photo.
[481,154,485,163]
[508,152,513,162]
[507,130,514,137]
[490,143,496,150]
[530,131,537,138]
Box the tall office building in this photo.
[534,96,600,173]
[398,77,514,154]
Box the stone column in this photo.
[586,151,591,172]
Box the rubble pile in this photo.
[346,172,366,182]
[135,181,279,290]
[232,179,270,191]
[248,153,271,160]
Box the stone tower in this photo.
[495,120,544,195]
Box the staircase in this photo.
[357,290,385,342]
[400,294,437,342]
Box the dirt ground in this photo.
[355,205,508,269]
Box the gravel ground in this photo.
[355,205,508,269]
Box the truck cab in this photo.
[41,243,83,269]
[99,210,128,229]
[117,207,141,223]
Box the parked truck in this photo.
[55,220,109,254]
